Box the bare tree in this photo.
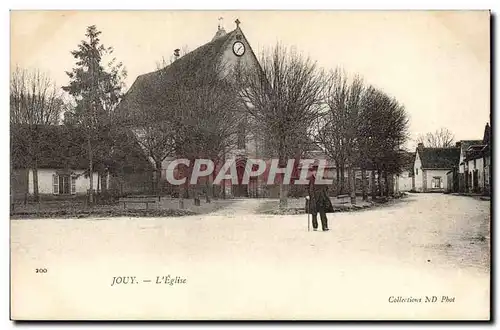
[10,66,63,202]
[358,86,409,198]
[237,43,324,209]
[124,60,241,201]
[315,68,364,204]
[168,61,242,201]
[132,121,176,195]
[416,128,455,148]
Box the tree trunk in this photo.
[178,165,187,208]
[278,149,288,208]
[32,164,39,203]
[88,137,94,205]
[279,178,288,209]
[349,166,356,205]
[377,169,383,197]
[384,171,390,196]
[361,168,367,201]
[155,160,162,195]
[206,172,213,203]
[371,170,376,199]
[100,171,108,192]
[339,161,345,195]
[336,163,340,195]
[178,184,185,209]
[24,169,29,205]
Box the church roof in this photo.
[117,28,238,119]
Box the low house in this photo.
[11,121,156,200]
[413,143,460,192]
[11,124,99,199]
[463,123,491,195]
[456,139,483,192]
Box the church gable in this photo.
[216,23,261,77]
[117,19,261,119]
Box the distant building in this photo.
[413,143,460,192]
[462,123,491,195]
[456,139,483,192]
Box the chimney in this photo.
[483,122,491,145]
[212,17,227,41]
[173,48,180,61]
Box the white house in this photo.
[11,124,105,199]
[26,169,99,196]
[413,143,460,192]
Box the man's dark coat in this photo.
[305,177,334,215]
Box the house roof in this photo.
[459,140,483,153]
[465,144,490,161]
[400,151,415,172]
[11,124,89,169]
[117,28,238,119]
[418,147,460,169]
[10,124,153,173]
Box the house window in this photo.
[432,176,442,189]
[416,168,418,175]
[473,159,476,169]
[53,174,76,195]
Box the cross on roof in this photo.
[235,18,241,28]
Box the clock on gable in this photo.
[233,41,245,56]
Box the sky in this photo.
[10,10,490,149]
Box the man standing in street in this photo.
[306,172,334,231]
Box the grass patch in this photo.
[10,208,196,219]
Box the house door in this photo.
[59,175,71,195]
[473,170,479,192]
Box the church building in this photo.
[117,19,269,198]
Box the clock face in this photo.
[233,41,245,56]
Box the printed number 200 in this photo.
[35,268,47,273]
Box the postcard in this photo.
[10,10,491,320]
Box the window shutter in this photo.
[71,176,76,195]
[431,178,435,188]
[53,174,59,194]
[440,181,444,189]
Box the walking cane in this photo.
[306,196,310,232]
